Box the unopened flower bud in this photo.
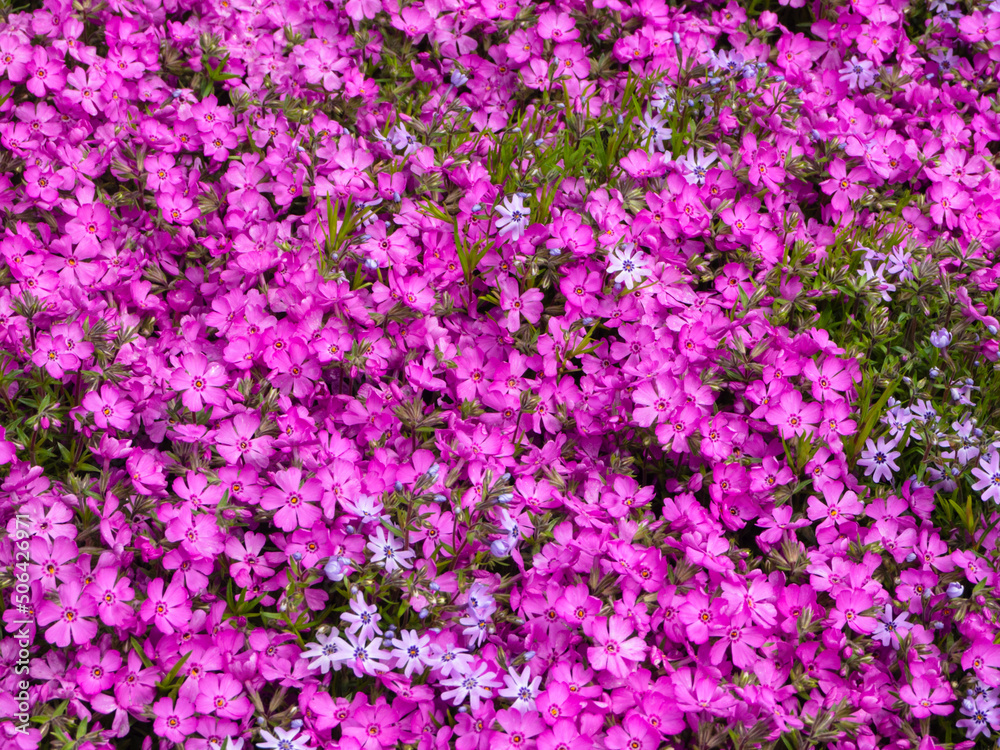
[324,558,345,582]
[290,720,304,729]
[450,70,469,87]
[363,258,378,270]
[433,494,447,504]
[429,582,440,591]
[523,650,536,661]
[672,31,681,45]
[472,203,483,212]
[419,608,429,619]
[395,481,404,492]
[346,525,356,534]
[933,621,945,629]
[496,493,512,506]
[989,325,998,335]
[930,328,952,348]
[929,368,940,379]
[905,553,917,562]
[946,582,964,599]
[490,539,510,557]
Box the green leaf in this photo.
[849,377,901,462]
[158,650,192,689]
[130,639,153,669]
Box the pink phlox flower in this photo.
[165,507,226,559]
[498,276,544,332]
[170,353,228,412]
[139,577,193,635]
[831,588,877,634]
[764,389,821,439]
[152,696,198,744]
[82,384,134,430]
[899,676,954,718]
[215,412,274,469]
[586,615,647,678]
[807,480,864,528]
[36,580,98,647]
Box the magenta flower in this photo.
[820,159,869,214]
[765,389,821,439]
[709,620,766,669]
[86,566,136,628]
[193,674,252,720]
[170,353,228,412]
[605,715,658,750]
[36,581,98,647]
[962,640,1000,687]
[76,646,121,697]
[152,696,197,743]
[587,616,647,678]
[31,333,79,378]
[139,578,193,635]
[342,700,402,750]
[26,46,65,96]
[215,412,274,469]
[225,532,277,588]
[260,467,323,532]
[66,202,111,249]
[498,277,544,332]
[158,192,200,225]
[899,677,953,718]
[165,507,226,559]
[831,589,877,634]
[806,481,863,528]
[927,180,970,229]
[803,357,855,401]
[82,384,134,430]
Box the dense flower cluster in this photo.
[2,0,1000,748]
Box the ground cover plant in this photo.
[2,0,1000,747]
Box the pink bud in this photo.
[843,646,853,659]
